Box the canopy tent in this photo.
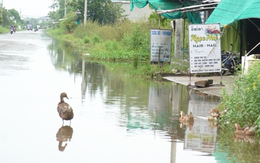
[130,0,202,23]
[206,0,260,25]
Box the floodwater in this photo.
[0,30,259,163]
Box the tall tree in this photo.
[8,9,21,24]
[67,0,123,25]
[2,8,13,27]
[49,0,72,21]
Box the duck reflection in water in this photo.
[234,134,255,144]
[234,123,256,144]
[56,126,73,152]
[179,111,194,130]
[180,121,194,130]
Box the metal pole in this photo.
[84,0,87,24]
[64,0,66,17]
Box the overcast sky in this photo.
[3,0,53,18]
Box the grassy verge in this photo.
[0,27,10,34]
[46,20,189,78]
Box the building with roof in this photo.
[112,1,153,22]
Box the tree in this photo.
[0,10,3,25]
[49,0,72,21]
[61,12,78,32]
[8,9,22,24]
[67,0,123,25]
[2,8,13,27]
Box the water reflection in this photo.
[56,126,73,152]
[216,126,260,163]
[180,121,194,131]
[184,92,219,152]
[47,39,227,162]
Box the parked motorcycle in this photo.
[221,50,239,75]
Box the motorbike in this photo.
[221,50,239,75]
[10,29,13,34]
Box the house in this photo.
[38,16,51,24]
[112,1,153,22]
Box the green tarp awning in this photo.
[130,0,202,23]
[206,0,260,25]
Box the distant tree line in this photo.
[0,7,52,29]
[48,0,124,25]
[0,8,23,27]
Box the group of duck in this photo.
[59,92,257,138]
[179,108,256,137]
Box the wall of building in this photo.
[113,1,154,22]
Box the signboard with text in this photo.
[150,29,172,63]
[189,24,221,73]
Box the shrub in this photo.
[105,39,118,51]
[61,12,78,32]
[220,61,260,131]
[92,34,101,44]
[83,36,91,44]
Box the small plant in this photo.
[105,39,118,51]
[83,35,91,44]
[133,54,139,69]
[92,34,101,44]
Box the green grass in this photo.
[219,61,260,135]
[46,20,189,78]
[0,27,10,34]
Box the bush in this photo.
[61,12,78,32]
[92,34,101,44]
[83,35,91,44]
[220,61,260,131]
[121,24,150,53]
[105,39,119,51]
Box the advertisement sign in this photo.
[150,29,172,63]
[189,24,221,73]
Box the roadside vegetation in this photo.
[48,0,260,136]
[46,0,190,79]
[219,61,260,134]
[47,19,189,78]
[0,27,9,34]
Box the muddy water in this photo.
[0,31,258,163]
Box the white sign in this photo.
[150,29,172,62]
[189,24,221,73]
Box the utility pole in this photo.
[174,19,182,59]
[84,0,87,24]
[64,0,66,17]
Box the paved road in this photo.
[0,30,51,74]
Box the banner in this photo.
[189,24,221,73]
[150,29,172,63]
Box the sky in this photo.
[3,0,54,18]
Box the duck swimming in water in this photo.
[57,92,74,125]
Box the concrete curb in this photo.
[163,75,235,97]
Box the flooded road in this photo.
[0,30,258,163]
